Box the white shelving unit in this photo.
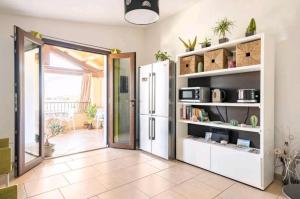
[176,33,275,190]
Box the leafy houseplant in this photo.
[179,36,197,52]
[246,18,256,37]
[213,18,234,44]
[86,104,97,129]
[154,50,171,61]
[45,119,65,157]
[199,37,212,48]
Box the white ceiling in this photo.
[0,0,200,26]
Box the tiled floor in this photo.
[48,129,106,157]
[8,148,284,199]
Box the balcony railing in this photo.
[44,101,89,114]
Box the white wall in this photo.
[143,0,300,174]
[0,14,145,151]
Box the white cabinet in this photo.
[182,138,210,170]
[139,115,152,153]
[151,116,169,159]
[210,144,261,188]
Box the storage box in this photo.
[204,49,229,71]
[180,55,203,75]
[236,39,261,67]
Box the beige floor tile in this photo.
[28,189,64,199]
[266,180,283,196]
[146,159,176,170]
[60,178,107,199]
[63,166,102,184]
[152,190,186,199]
[18,184,28,199]
[66,156,103,169]
[172,178,220,199]
[24,174,69,197]
[42,155,74,166]
[11,169,38,185]
[175,163,207,175]
[97,172,132,190]
[33,163,71,178]
[156,166,196,184]
[98,184,149,199]
[131,174,175,197]
[122,163,160,180]
[218,183,278,199]
[93,158,137,174]
[193,172,235,191]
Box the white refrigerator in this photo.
[138,60,175,159]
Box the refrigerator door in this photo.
[152,61,169,117]
[139,64,152,115]
[139,115,152,153]
[151,116,169,159]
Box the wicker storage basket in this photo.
[180,55,203,75]
[236,39,261,67]
[204,49,229,71]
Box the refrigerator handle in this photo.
[152,118,155,140]
[149,73,152,114]
[152,72,156,114]
[148,117,152,140]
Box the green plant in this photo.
[213,18,234,39]
[250,115,258,128]
[154,50,171,61]
[246,18,256,33]
[179,36,197,51]
[46,119,64,145]
[86,104,97,125]
[199,37,212,46]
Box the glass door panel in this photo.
[108,53,136,149]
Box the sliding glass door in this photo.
[14,26,44,176]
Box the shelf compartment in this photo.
[177,102,260,108]
[178,120,260,133]
[178,64,261,78]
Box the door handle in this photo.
[149,73,152,114]
[148,117,152,140]
[152,118,155,140]
[152,72,156,114]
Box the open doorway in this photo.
[42,43,108,158]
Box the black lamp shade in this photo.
[124,0,159,25]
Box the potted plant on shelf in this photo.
[86,104,97,129]
[179,36,197,52]
[154,50,171,61]
[213,17,234,44]
[45,119,64,157]
[245,18,256,37]
[199,37,212,48]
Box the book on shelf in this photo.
[180,105,209,122]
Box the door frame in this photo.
[42,39,111,148]
[108,52,136,149]
[14,26,44,176]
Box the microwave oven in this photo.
[179,87,210,102]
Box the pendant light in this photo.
[124,0,160,25]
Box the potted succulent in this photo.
[86,104,97,129]
[213,18,234,44]
[199,37,212,48]
[179,36,197,52]
[45,119,64,157]
[245,18,256,37]
[154,50,171,61]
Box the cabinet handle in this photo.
[149,73,152,114]
[152,72,156,114]
[149,117,151,140]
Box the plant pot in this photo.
[219,38,229,44]
[201,43,211,48]
[245,31,255,37]
[88,123,94,129]
[44,143,55,157]
[185,48,194,52]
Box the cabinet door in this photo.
[151,116,169,159]
[139,115,152,153]
[152,61,169,117]
[210,145,261,188]
[139,64,152,115]
[183,139,210,170]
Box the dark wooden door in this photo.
[108,53,136,149]
[14,26,44,176]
